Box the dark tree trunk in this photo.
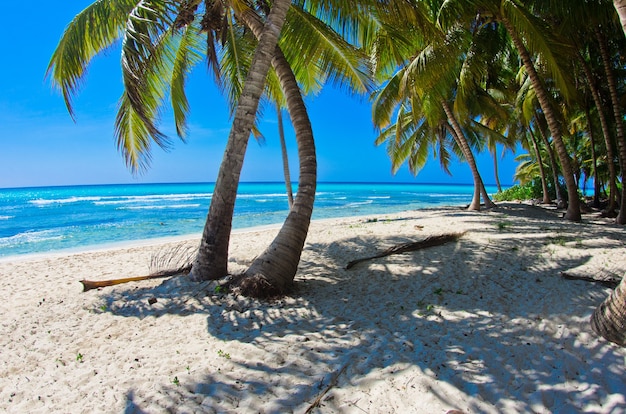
[596,29,626,224]
[577,50,618,212]
[528,127,552,204]
[503,18,581,221]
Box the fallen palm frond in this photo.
[346,232,466,270]
[79,243,196,292]
[560,271,621,288]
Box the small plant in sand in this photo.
[217,349,231,359]
[172,376,180,386]
[186,365,191,374]
[433,287,444,296]
[76,353,84,363]
[496,221,511,230]
[416,301,436,316]
[214,285,228,294]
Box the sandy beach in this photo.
[1,202,625,413]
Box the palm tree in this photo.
[439,0,582,221]
[48,0,372,295]
[371,3,496,210]
[276,104,294,209]
[48,0,292,281]
[590,0,626,347]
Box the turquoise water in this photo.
[0,182,497,258]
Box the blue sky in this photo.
[0,1,519,189]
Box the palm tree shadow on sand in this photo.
[106,206,626,413]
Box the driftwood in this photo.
[79,265,192,292]
[560,271,620,288]
[346,232,465,270]
[79,243,196,292]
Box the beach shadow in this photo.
[103,205,626,413]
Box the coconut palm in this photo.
[371,2,497,210]
[439,0,582,221]
[48,0,373,295]
[590,0,626,347]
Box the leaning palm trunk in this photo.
[277,103,294,209]
[442,101,493,210]
[528,127,551,204]
[492,148,502,193]
[578,51,618,212]
[190,0,292,281]
[503,18,581,221]
[536,116,565,205]
[591,275,626,346]
[234,10,317,297]
[596,29,626,224]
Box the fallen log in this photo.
[560,271,620,288]
[346,232,465,270]
[79,265,191,292]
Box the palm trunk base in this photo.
[590,277,626,346]
[228,272,292,298]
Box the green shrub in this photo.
[494,177,567,202]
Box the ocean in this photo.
[0,182,498,258]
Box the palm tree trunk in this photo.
[590,275,626,346]
[492,146,502,193]
[615,0,626,36]
[276,103,294,209]
[577,49,618,212]
[584,104,602,208]
[596,29,626,224]
[234,7,317,297]
[528,127,552,204]
[189,0,292,281]
[536,115,565,205]
[503,18,581,221]
[442,101,492,210]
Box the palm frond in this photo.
[47,0,137,117]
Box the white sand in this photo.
[1,203,625,413]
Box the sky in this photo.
[0,1,520,189]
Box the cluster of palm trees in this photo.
[48,1,625,344]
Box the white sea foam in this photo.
[0,229,64,246]
[121,204,202,210]
[94,193,212,205]
[30,196,104,206]
[0,215,13,220]
[345,200,374,207]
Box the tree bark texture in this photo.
[590,275,626,346]
[234,8,317,297]
[190,0,292,281]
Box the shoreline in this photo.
[1,203,625,413]
[0,205,465,264]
